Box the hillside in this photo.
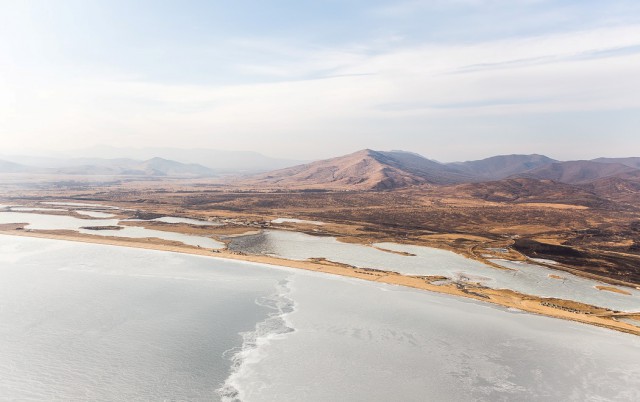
[0,159,33,173]
[517,161,640,184]
[131,157,215,176]
[592,157,640,169]
[579,176,640,206]
[449,154,557,180]
[446,178,611,208]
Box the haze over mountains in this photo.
[0,157,216,177]
[57,146,302,172]
[0,146,303,176]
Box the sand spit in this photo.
[596,285,632,295]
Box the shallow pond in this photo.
[0,212,224,249]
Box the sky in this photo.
[1,0,639,162]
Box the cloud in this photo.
[1,20,639,158]
[370,0,554,20]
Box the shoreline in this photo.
[1,229,639,336]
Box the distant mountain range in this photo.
[0,146,305,177]
[55,146,303,172]
[238,149,640,192]
[0,157,216,177]
[3,148,640,189]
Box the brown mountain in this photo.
[592,157,640,169]
[236,149,640,193]
[241,149,472,190]
[449,154,557,180]
[516,160,640,184]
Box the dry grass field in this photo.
[2,173,639,286]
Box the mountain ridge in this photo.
[241,149,473,190]
[237,149,640,191]
[516,160,640,184]
[450,154,557,180]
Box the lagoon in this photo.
[0,211,224,249]
[229,230,640,311]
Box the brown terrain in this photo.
[1,148,640,334]
[519,160,640,184]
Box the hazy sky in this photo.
[1,0,639,162]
